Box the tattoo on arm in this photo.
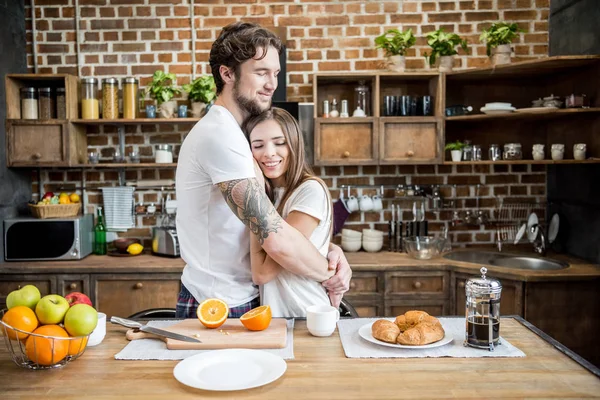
[218,178,282,244]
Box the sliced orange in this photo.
[240,305,272,331]
[197,298,229,329]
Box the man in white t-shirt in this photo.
[175,22,352,318]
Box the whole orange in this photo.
[1,306,39,341]
[69,193,80,203]
[240,305,272,331]
[68,335,89,356]
[25,325,69,366]
[197,298,229,329]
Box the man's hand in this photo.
[322,243,352,295]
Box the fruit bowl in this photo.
[0,309,89,370]
[28,203,81,219]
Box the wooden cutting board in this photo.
[126,318,288,350]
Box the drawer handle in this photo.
[406,150,414,157]
[458,281,465,288]
[32,152,42,160]
[413,281,422,289]
[68,283,77,290]
[134,282,143,289]
[349,282,356,289]
[342,151,350,158]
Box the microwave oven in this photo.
[4,214,93,261]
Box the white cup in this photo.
[306,305,340,337]
[551,144,565,161]
[371,195,383,212]
[345,195,359,212]
[359,195,373,212]
[574,143,587,160]
[87,312,106,347]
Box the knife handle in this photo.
[111,316,142,329]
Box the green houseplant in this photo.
[424,29,469,72]
[444,141,466,162]
[480,22,522,65]
[146,70,181,118]
[182,75,216,118]
[374,29,416,72]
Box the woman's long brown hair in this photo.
[243,107,332,233]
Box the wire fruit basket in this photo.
[0,309,89,370]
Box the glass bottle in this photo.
[38,87,54,119]
[462,140,473,161]
[354,80,370,116]
[329,98,339,118]
[340,100,349,118]
[94,207,107,255]
[81,77,99,119]
[102,77,119,119]
[122,77,139,119]
[20,87,38,119]
[56,87,67,119]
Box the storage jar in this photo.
[56,87,67,119]
[102,78,119,119]
[20,87,38,119]
[81,77,99,119]
[38,87,54,119]
[122,77,138,119]
[155,144,174,163]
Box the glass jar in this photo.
[472,145,482,161]
[503,143,522,160]
[322,100,330,118]
[81,77,99,119]
[122,77,139,119]
[462,140,473,161]
[354,80,370,117]
[329,98,339,118]
[488,144,501,161]
[38,87,54,119]
[464,267,502,351]
[155,144,173,163]
[20,87,38,119]
[56,87,67,119]
[102,78,119,119]
[340,99,349,118]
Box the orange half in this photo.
[197,298,229,329]
[240,305,272,331]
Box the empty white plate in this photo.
[480,106,516,115]
[514,223,527,245]
[548,213,560,243]
[358,321,454,350]
[484,102,512,109]
[527,212,539,242]
[173,349,286,391]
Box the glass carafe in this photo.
[354,80,370,116]
[464,267,502,351]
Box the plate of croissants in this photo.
[359,310,453,349]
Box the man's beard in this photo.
[233,79,271,117]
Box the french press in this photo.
[464,267,502,351]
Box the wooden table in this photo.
[1,318,599,399]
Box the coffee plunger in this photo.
[464,267,502,351]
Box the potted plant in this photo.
[182,75,216,118]
[424,29,469,72]
[480,22,522,66]
[445,141,466,162]
[146,70,180,118]
[374,29,416,72]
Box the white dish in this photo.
[173,349,286,391]
[484,102,512,109]
[514,223,527,245]
[358,321,454,349]
[548,213,560,243]
[515,106,558,113]
[527,212,539,242]
[480,107,516,115]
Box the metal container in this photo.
[503,143,522,160]
[464,267,502,351]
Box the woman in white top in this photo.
[243,107,333,318]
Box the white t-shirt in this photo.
[260,180,332,317]
[176,105,257,307]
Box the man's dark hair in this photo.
[209,22,283,95]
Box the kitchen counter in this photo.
[0,318,598,399]
[2,249,599,282]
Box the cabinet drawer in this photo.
[92,274,181,318]
[348,272,381,295]
[379,119,441,164]
[385,271,448,297]
[344,296,384,318]
[57,275,91,297]
[454,275,523,317]
[386,300,448,317]
[315,119,378,165]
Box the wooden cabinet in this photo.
[453,273,524,317]
[315,118,378,165]
[91,273,181,318]
[0,275,55,309]
[344,271,384,317]
[57,274,90,297]
[379,118,442,164]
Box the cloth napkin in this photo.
[101,186,135,231]
[337,317,525,359]
[114,319,295,360]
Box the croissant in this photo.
[394,311,445,346]
[371,319,400,343]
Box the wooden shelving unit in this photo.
[444,159,600,165]
[68,163,178,168]
[72,118,200,125]
[445,107,600,122]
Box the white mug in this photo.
[371,195,383,212]
[574,143,587,160]
[88,312,106,347]
[551,144,565,161]
[359,195,373,212]
[345,195,359,212]
[306,305,340,337]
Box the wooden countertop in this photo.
[2,249,598,282]
[0,318,598,399]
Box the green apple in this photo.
[6,285,41,310]
[64,304,98,336]
[35,294,70,325]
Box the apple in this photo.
[64,304,98,336]
[35,294,70,325]
[6,285,41,310]
[42,191,54,201]
[65,292,93,307]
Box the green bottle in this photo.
[94,207,107,255]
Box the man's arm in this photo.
[218,177,331,282]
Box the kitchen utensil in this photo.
[152,226,180,257]
[358,321,453,349]
[464,267,502,351]
[484,102,513,109]
[173,349,287,391]
[548,213,560,244]
[527,212,539,242]
[462,140,473,161]
[389,204,395,252]
[124,318,288,350]
[354,80,370,116]
[419,95,433,116]
[112,316,201,343]
[403,236,445,260]
[396,205,403,252]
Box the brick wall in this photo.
[24,0,550,247]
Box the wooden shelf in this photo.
[72,118,200,125]
[11,163,178,168]
[445,108,600,122]
[316,117,375,123]
[380,116,439,123]
[443,159,600,165]
[7,119,69,125]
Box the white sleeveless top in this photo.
[260,180,332,317]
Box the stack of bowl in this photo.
[341,229,362,252]
[362,229,384,252]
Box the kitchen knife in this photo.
[389,204,395,252]
[110,316,202,343]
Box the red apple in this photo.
[42,191,54,201]
[65,292,93,307]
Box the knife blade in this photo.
[111,316,201,343]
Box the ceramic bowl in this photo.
[341,229,362,239]
[113,238,141,253]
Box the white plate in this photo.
[527,212,539,242]
[358,321,454,349]
[515,106,558,113]
[548,213,560,243]
[514,223,527,244]
[484,102,512,109]
[173,349,286,391]
[480,107,516,115]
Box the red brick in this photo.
[339,38,372,47]
[516,0,532,7]
[326,50,340,60]
[439,2,456,11]
[459,1,475,10]
[193,6,209,16]
[355,60,383,70]
[346,26,361,36]
[353,15,386,25]
[289,74,304,84]
[169,65,192,74]
[103,54,118,63]
[428,13,462,22]
[141,31,155,40]
[160,31,174,40]
[91,19,124,30]
[315,16,349,25]
[465,11,499,21]
[250,5,265,15]
[287,62,313,72]
[317,61,351,71]
[288,50,303,61]
[308,28,323,37]
[504,10,538,20]
[212,6,227,16]
[103,32,118,41]
[174,5,188,16]
[534,21,548,31]
[535,0,549,6]
[345,49,359,59]
[202,17,237,28]
[95,66,127,75]
[533,45,548,54]
[136,6,152,16]
[151,42,184,51]
[118,6,133,17]
[524,33,548,43]
[112,43,145,52]
[478,0,493,9]
[307,50,322,60]
[421,2,437,11]
[166,18,190,28]
[140,54,155,63]
[391,14,423,23]
[345,4,361,13]
[288,5,304,15]
[158,54,172,63]
[365,3,380,13]
[300,39,333,48]
[62,7,74,17]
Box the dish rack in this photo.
[494,197,546,248]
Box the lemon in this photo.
[69,193,80,203]
[127,243,143,255]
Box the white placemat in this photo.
[114,319,295,360]
[338,317,525,359]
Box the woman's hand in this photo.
[322,243,352,295]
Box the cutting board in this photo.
[126,318,288,350]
